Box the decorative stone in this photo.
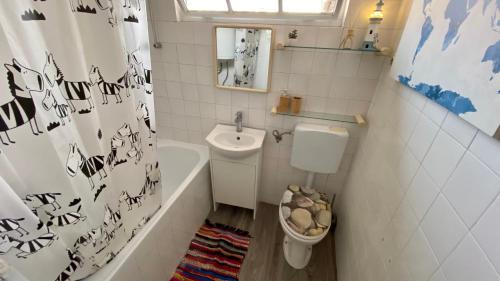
[294,196,313,208]
[287,220,306,234]
[310,203,321,213]
[319,204,327,210]
[290,208,312,232]
[282,206,291,220]
[309,192,321,201]
[282,190,293,204]
[315,199,327,205]
[300,186,315,196]
[288,185,300,193]
[307,228,324,236]
[315,210,332,228]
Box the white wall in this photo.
[335,55,500,281]
[148,0,406,204]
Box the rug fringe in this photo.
[205,219,251,237]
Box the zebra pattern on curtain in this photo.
[0,1,161,280]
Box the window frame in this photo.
[176,0,350,26]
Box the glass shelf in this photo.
[283,45,381,53]
[271,107,366,126]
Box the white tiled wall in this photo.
[334,61,500,281]
[148,0,405,204]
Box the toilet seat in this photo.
[279,199,331,269]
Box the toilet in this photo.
[279,123,349,269]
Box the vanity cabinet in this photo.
[209,149,262,219]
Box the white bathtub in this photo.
[86,139,212,281]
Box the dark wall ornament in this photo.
[21,9,46,21]
[77,5,97,14]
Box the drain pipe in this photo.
[272,129,293,143]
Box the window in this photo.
[181,0,338,14]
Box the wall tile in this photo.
[184,101,200,117]
[407,115,439,161]
[181,83,198,101]
[331,76,357,98]
[196,66,212,85]
[406,167,439,221]
[291,50,315,74]
[402,228,439,281]
[179,64,197,83]
[169,98,185,115]
[195,45,212,66]
[249,94,267,109]
[429,269,448,281]
[164,63,180,82]
[311,51,337,75]
[215,89,231,105]
[177,44,196,65]
[199,102,216,119]
[442,113,478,148]
[421,195,468,262]
[272,50,292,73]
[357,54,384,79]
[160,43,178,63]
[166,81,182,99]
[185,116,202,131]
[197,85,215,103]
[422,100,448,126]
[287,73,309,95]
[316,27,343,48]
[193,23,212,46]
[307,75,331,97]
[443,152,500,228]
[442,234,499,281]
[215,104,231,122]
[473,197,500,273]
[231,92,249,108]
[334,52,362,78]
[469,131,500,176]
[423,131,466,187]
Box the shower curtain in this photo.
[0,1,161,280]
[234,28,260,87]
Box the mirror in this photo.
[214,26,274,93]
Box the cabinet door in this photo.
[212,159,255,209]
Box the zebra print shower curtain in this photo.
[0,1,161,280]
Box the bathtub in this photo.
[86,139,212,281]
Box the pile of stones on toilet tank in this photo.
[280,185,332,237]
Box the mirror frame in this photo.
[212,24,275,94]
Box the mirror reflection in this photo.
[215,26,273,93]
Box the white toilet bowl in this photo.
[278,202,331,269]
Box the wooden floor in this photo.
[208,203,337,281]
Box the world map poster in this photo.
[392,0,499,136]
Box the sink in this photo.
[205,124,266,158]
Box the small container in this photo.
[291,96,302,114]
[277,90,291,113]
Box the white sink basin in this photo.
[205,124,266,158]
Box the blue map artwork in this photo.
[393,0,500,136]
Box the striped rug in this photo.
[170,220,251,281]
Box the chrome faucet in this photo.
[235,111,243,132]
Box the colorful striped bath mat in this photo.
[170,220,251,281]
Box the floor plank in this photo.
[207,203,337,281]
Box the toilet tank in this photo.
[290,123,349,174]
